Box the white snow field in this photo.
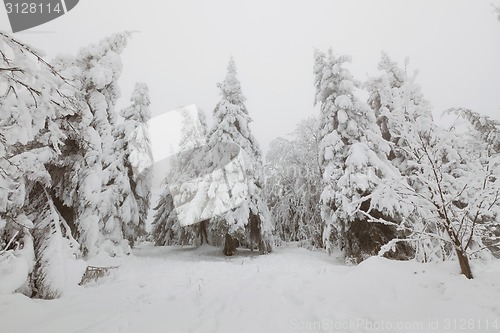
[1,244,500,333]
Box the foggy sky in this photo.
[2,0,500,155]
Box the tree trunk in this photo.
[438,210,474,279]
[198,220,209,245]
[258,239,272,254]
[223,233,237,256]
[455,247,473,279]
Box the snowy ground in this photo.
[1,244,500,333]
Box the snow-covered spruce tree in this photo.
[151,190,179,246]
[365,53,435,260]
[116,83,153,245]
[50,33,132,257]
[175,109,211,245]
[151,108,209,246]
[313,49,405,263]
[264,117,323,248]
[207,57,273,256]
[0,32,84,298]
[367,52,433,152]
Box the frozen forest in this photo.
[1,5,500,333]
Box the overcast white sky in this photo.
[2,0,500,155]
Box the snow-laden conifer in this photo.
[207,58,273,255]
[314,49,401,262]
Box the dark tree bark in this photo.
[198,220,209,245]
[438,212,474,279]
[223,233,238,256]
[455,248,473,279]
